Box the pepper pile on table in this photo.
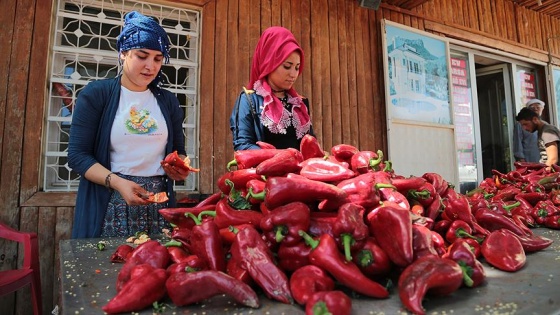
[102,135,557,315]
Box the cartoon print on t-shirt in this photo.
[126,106,158,134]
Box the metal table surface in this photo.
[59,229,560,315]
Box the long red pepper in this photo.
[290,265,335,305]
[103,264,167,314]
[475,207,532,236]
[166,270,260,308]
[116,240,170,291]
[110,244,134,263]
[185,212,226,272]
[277,241,312,273]
[351,150,383,173]
[398,256,463,315]
[217,168,262,195]
[299,231,389,299]
[352,237,392,278]
[158,204,215,229]
[256,148,303,177]
[249,176,348,210]
[213,198,263,229]
[330,144,359,162]
[367,204,413,267]
[411,224,439,261]
[226,148,282,170]
[231,226,293,304]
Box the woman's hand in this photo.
[111,176,153,206]
[161,158,190,181]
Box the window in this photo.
[45,0,200,192]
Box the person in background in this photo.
[68,11,190,238]
[516,106,560,170]
[230,26,313,150]
[513,99,545,163]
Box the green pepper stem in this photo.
[246,189,265,201]
[275,226,286,243]
[458,261,474,287]
[185,212,201,225]
[198,210,216,222]
[164,239,183,247]
[374,183,396,190]
[456,228,483,243]
[369,150,384,170]
[503,201,521,213]
[226,159,238,171]
[299,230,319,249]
[356,249,373,267]
[312,301,329,315]
[229,225,239,234]
[341,234,353,261]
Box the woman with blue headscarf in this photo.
[68,11,190,238]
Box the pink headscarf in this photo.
[249,26,311,138]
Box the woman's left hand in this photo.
[162,160,190,181]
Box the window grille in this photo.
[45,0,200,192]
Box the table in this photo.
[59,229,560,314]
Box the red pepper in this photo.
[442,194,475,227]
[161,150,199,172]
[245,179,266,205]
[309,212,337,237]
[164,240,192,264]
[300,134,326,160]
[444,219,482,244]
[408,182,437,207]
[170,227,191,247]
[194,191,222,208]
[260,201,310,246]
[431,230,447,256]
[226,148,282,170]
[462,238,482,258]
[219,224,252,245]
[516,191,547,206]
[335,172,386,209]
[481,229,526,272]
[330,144,359,162]
[549,189,560,206]
[532,200,560,225]
[231,226,293,304]
[214,198,263,229]
[290,265,335,305]
[103,264,167,314]
[378,187,410,210]
[166,255,207,274]
[422,172,449,197]
[256,141,276,149]
[185,212,226,272]
[299,158,355,182]
[398,255,463,315]
[425,194,443,221]
[367,204,413,267]
[276,241,312,273]
[391,176,427,194]
[250,176,348,210]
[332,203,369,261]
[544,214,560,229]
[299,231,389,298]
[110,244,134,263]
[217,168,262,195]
[475,207,531,236]
[158,205,216,229]
[442,239,486,288]
[350,150,383,173]
[412,224,438,261]
[505,229,554,252]
[490,185,522,202]
[226,248,254,285]
[305,290,352,315]
[166,270,260,308]
[352,237,392,278]
[256,148,303,177]
[116,240,170,292]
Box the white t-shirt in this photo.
[110,86,168,176]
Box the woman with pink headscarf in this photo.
[230,26,313,150]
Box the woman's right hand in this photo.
[111,175,152,206]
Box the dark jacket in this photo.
[68,77,185,238]
[230,89,313,151]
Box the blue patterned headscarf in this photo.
[117,11,171,64]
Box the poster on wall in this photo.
[384,23,451,124]
[553,67,560,125]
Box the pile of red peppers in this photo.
[103,135,556,315]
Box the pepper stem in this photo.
[246,189,265,201]
[226,159,238,171]
[457,261,474,287]
[164,239,182,247]
[456,228,483,243]
[185,212,201,225]
[374,183,396,190]
[312,301,330,315]
[229,225,239,234]
[299,230,319,249]
[198,210,216,222]
[503,201,521,213]
[369,150,384,170]
[356,249,374,267]
[275,226,286,243]
[341,234,353,261]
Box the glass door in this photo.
[475,65,514,179]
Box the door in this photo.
[475,65,514,179]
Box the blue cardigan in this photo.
[68,77,186,238]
